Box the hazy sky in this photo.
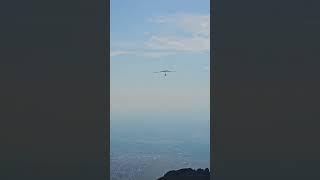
[111,0,210,122]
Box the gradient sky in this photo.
[111,0,210,123]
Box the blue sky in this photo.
[111,0,210,123]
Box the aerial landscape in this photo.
[110,118,210,180]
[110,0,210,179]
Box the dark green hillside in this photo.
[157,168,210,180]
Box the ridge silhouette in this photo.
[157,168,210,180]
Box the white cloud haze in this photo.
[148,13,210,37]
[111,13,210,58]
[110,50,133,57]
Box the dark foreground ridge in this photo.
[157,168,210,180]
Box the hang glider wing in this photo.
[153,70,176,74]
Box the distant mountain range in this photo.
[157,168,210,180]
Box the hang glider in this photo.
[153,70,176,76]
